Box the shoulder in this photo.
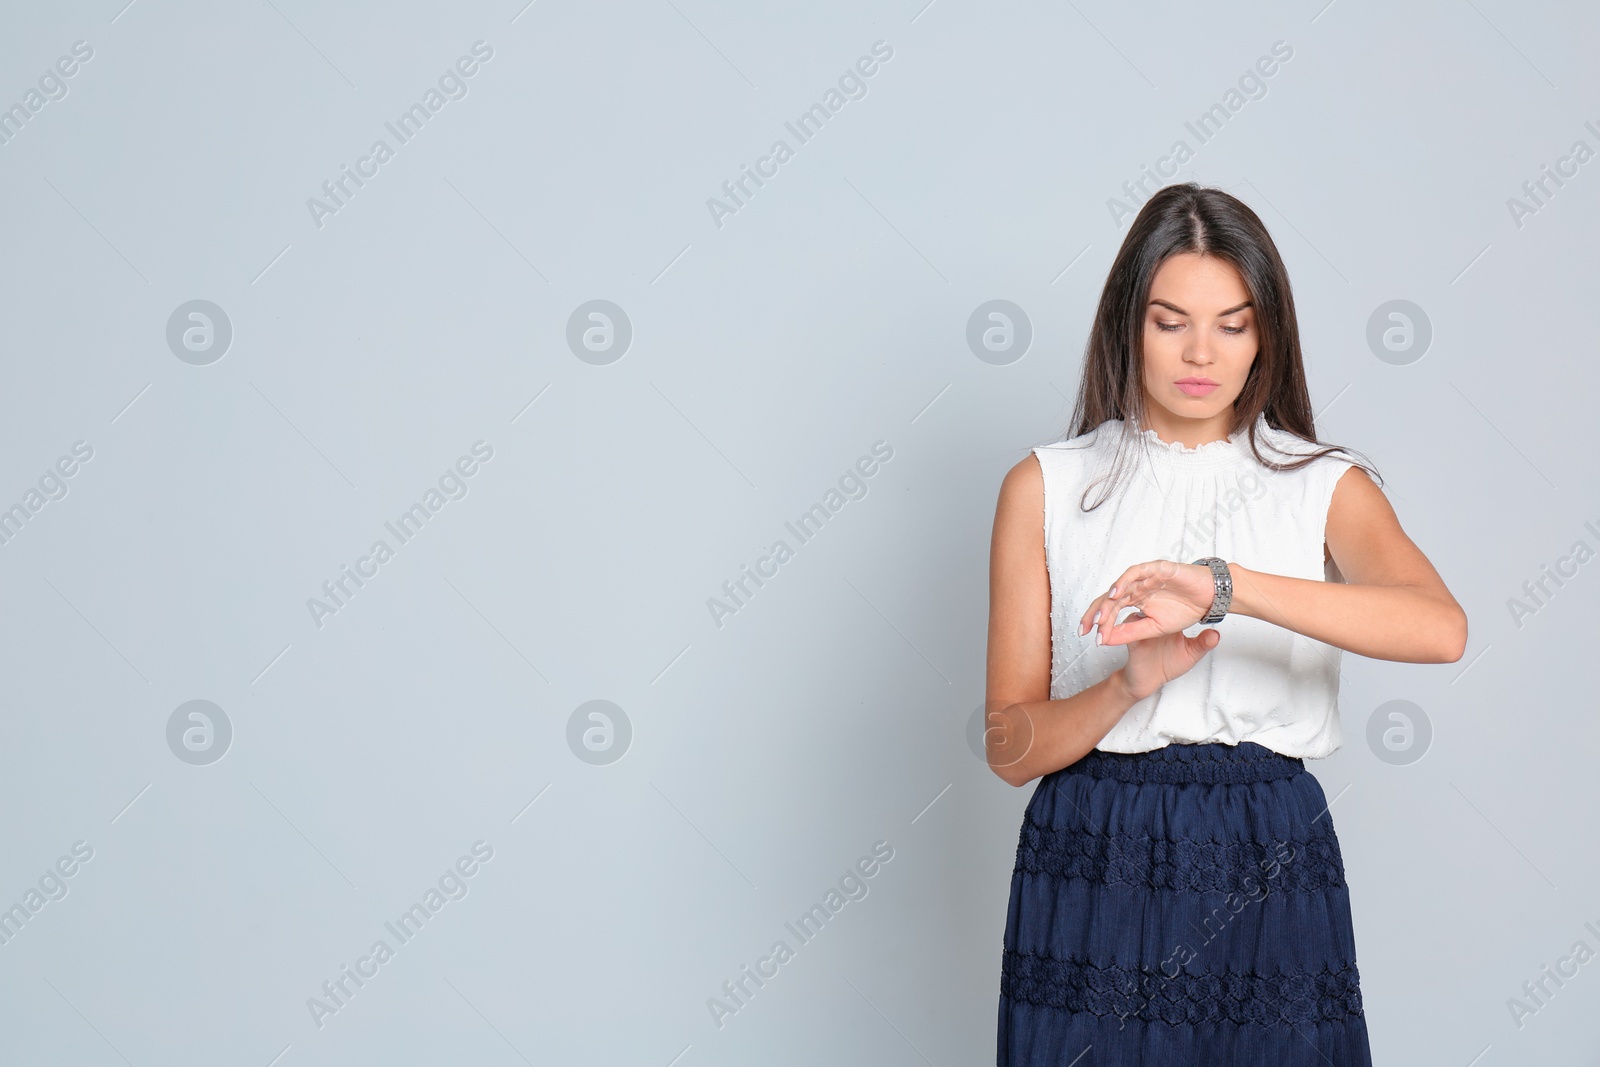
[1326,458,1385,515]
[996,420,1118,518]
[1031,419,1120,468]
[1252,422,1369,484]
[997,449,1045,517]
[992,450,1045,548]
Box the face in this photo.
[1139,252,1259,430]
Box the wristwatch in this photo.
[1191,557,1233,624]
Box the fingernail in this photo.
[1109,585,1118,598]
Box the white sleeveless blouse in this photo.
[1031,412,1359,759]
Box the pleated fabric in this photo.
[997,741,1373,1066]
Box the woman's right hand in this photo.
[1115,611,1222,701]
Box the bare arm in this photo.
[1226,466,1468,663]
[984,455,1144,788]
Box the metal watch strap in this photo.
[1192,557,1232,623]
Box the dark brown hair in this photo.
[1063,182,1380,511]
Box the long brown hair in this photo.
[1063,182,1380,511]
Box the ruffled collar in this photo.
[1123,411,1262,471]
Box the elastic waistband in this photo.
[1061,741,1304,785]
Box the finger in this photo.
[1096,577,1153,634]
[1102,611,1164,646]
[1089,569,1144,631]
[1084,578,1129,634]
[1079,593,1104,636]
[1109,563,1149,599]
[1093,595,1125,638]
[1099,586,1140,632]
[1111,576,1152,613]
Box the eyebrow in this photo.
[1148,298,1253,317]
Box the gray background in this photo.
[1,0,1595,1064]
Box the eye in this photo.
[1221,324,1248,335]
[1155,321,1183,332]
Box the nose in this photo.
[1184,328,1224,362]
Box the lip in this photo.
[1176,377,1219,397]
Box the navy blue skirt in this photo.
[997,741,1373,1066]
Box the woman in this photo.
[985,183,1466,1065]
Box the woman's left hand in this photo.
[1078,560,1222,646]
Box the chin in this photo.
[1172,391,1233,414]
